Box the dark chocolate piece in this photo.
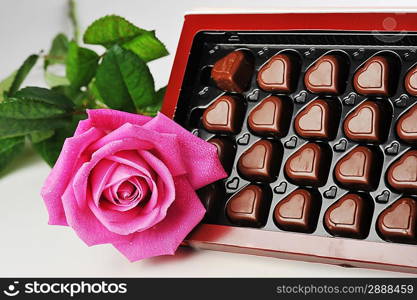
[396,104,417,143]
[294,99,338,140]
[343,100,387,143]
[226,185,269,227]
[284,142,331,187]
[201,95,244,134]
[324,193,372,239]
[377,197,417,243]
[274,189,321,233]
[334,146,380,191]
[387,150,417,193]
[211,50,253,93]
[304,55,343,94]
[237,140,281,182]
[197,182,225,222]
[247,96,291,137]
[353,56,390,96]
[257,54,295,92]
[405,65,417,96]
[208,137,236,175]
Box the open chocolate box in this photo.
[161,13,417,273]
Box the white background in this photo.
[1,0,417,277]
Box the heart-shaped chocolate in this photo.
[334,146,379,191]
[211,50,253,93]
[274,189,320,233]
[304,55,342,94]
[343,101,385,143]
[208,137,236,175]
[387,151,417,193]
[324,193,372,238]
[226,185,269,227]
[284,143,330,187]
[397,104,417,143]
[248,96,291,136]
[257,54,294,92]
[202,95,244,133]
[377,197,417,243]
[237,140,280,182]
[295,99,336,139]
[353,56,390,95]
[405,66,417,96]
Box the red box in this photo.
[161,12,417,274]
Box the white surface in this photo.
[1,0,417,277]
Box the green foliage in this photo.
[8,54,38,97]
[0,137,25,173]
[83,15,146,47]
[66,41,99,89]
[0,4,168,174]
[96,45,155,112]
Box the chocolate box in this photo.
[161,12,417,274]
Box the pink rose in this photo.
[41,109,226,261]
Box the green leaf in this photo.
[0,87,74,138]
[95,45,155,112]
[66,41,99,89]
[15,87,74,111]
[122,30,169,62]
[0,117,70,139]
[0,98,68,119]
[8,54,38,97]
[44,33,69,68]
[51,85,86,108]
[83,15,146,47]
[0,136,25,173]
[30,130,55,143]
[137,86,166,116]
[0,71,17,102]
[32,113,86,167]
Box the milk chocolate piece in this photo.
[343,101,387,143]
[324,193,373,239]
[284,143,331,187]
[353,56,390,96]
[294,99,339,140]
[247,96,292,137]
[396,104,417,143]
[237,140,281,182]
[304,55,343,94]
[197,182,225,222]
[274,189,321,233]
[226,185,270,227]
[387,150,417,193]
[208,137,236,174]
[334,146,380,191]
[202,95,244,134]
[377,197,417,243]
[211,50,253,93]
[405,65,417,96]
[257,54,295,92]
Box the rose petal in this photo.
[74,109,152,136]
[88,150,175,235]
[112,176,206,261]
[71,138,155,210]
[89,159,118,207]
[86,123,187,177]
[41,127,105,225]
[144,113,227,189]
[61,178,128,246]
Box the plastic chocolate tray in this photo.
[162,13,417,273]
